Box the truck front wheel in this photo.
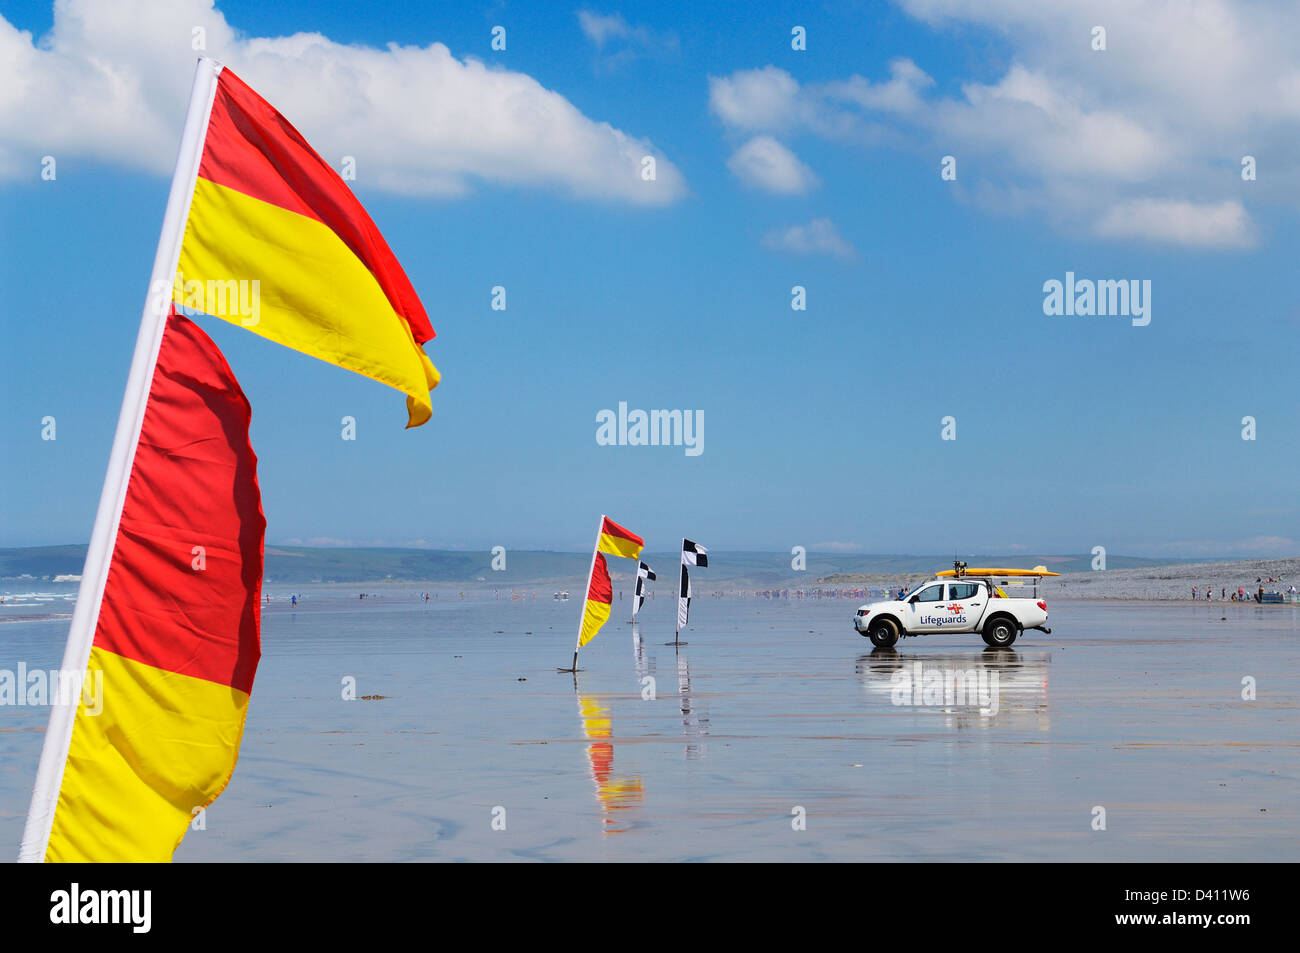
[868,617,900,648]
[982,616,1018,647]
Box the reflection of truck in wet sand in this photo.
[853,564,1055,648]
[855,648,1052,729]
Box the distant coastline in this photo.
[2,544,1295,592]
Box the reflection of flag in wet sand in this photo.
[632,627,653,680]
[677,655,710,760]
[578,695,644,833]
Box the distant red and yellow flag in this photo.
[175,67,438,427]
[578,552,613,647]
[597,516,644,561]
[46,312,264,861]
[573,516,643,653]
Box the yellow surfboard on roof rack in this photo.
[936,565,1061,577]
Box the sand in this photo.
[4,587,1295,861]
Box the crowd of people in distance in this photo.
[1192,576,1293,602]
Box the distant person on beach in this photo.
[1192,586,1197,599]
[290,594,297,606]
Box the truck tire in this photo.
[982,615,1018,648]
[868,617,900,648]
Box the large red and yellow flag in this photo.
[21,58,435,862]
[47,312,264,861]
[176,66,438,427]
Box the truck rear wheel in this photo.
[868,617,900,648]
[982,615,1018,647]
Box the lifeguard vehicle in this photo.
[853,562,1057,648]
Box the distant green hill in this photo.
[0,544,1197,586]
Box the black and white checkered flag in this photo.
[677,540,708,633]
[633,562,656,618]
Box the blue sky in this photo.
[1,1,1297,557]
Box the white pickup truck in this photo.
[854,567,1053,648]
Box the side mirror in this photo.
[908,595,919,604]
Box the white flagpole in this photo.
[18,57,224,863]
[563,514,604,673]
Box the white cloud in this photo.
[708,59,932,138]
[577,10,678,63]
[946,65,1165,182]
[0,0,686,204]
[762,218,857,260]
[823,58,935,114]
[711,2,1300,247]
[709,65,804,133]
[726,136,817,194]
[578,11,633,48]
[1094,199,1256,248]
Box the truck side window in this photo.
[916,584,944,602]
[948,583,978,599]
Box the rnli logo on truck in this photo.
[946,604,963,613]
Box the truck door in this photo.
[906,583,949,632]
[945,581,984,630]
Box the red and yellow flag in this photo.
[23,59,438,863]
[175,66,438,427]
[574,517,644,652]
[597,516,644,561]
[46,313,264,861]
[578,552,613,648]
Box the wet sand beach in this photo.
[1,588,1296,861]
